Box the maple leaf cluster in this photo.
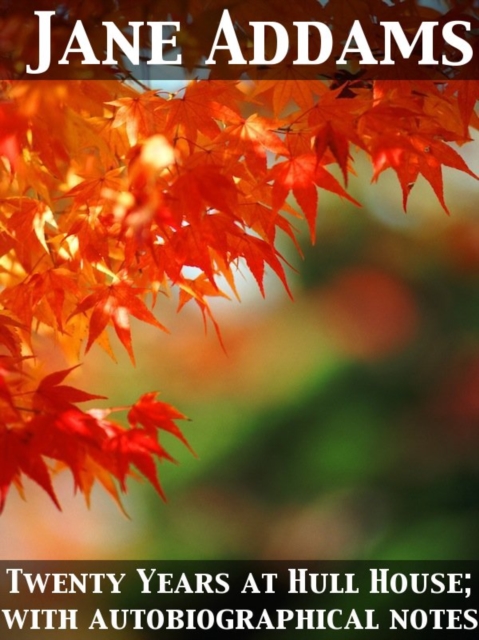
[0,363,189,514]
[0,34,478,511]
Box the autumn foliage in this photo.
[0,0,478,513]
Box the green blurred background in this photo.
[1,143,479,561]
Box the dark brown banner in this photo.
[0,561,478,637]
[1,0,479,80]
